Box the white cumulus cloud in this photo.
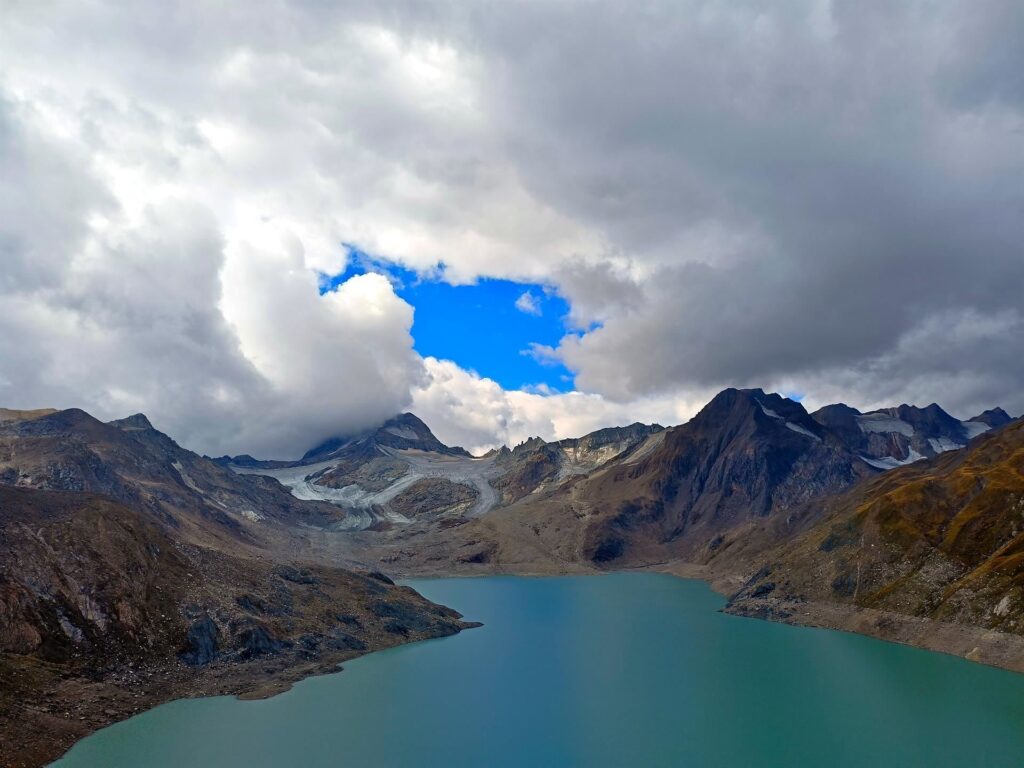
[514,291,542,316]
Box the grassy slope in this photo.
[729,421,1024,637]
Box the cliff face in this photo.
[562,389,873,563]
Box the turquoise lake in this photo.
[52,574,1024,767]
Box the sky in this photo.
[1,1,1022,458]
[322,253,576,392]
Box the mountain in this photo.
[0,408,476,768]
[379,389,877,571]
[378,390,1015,574]
[726,417,1024,669]
[549,389,876,563]
[231,414,664,529]
[0,408,353,535]
[810,402,1002,470]
[968,407,1014,429]
[227,414,495,527]
[491,422,663,505]
[302,413,471,462]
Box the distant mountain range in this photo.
[810,401,1012,469]
[215,412,662,528]
[0,392,1020,767]
[214,393,1012,536]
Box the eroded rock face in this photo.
[181,616,219,666]
[387,478,479,519]
[234,623,289,660]
[493,423,664,505]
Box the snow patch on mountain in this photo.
[929,437,964,454]
[785,422,821,441]
[860,448,925,470]
[233,447,501,522]
[384,425,421,440]
[962,421,991,440]
[857,414,915,436]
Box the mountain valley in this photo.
[1,392,1021,767]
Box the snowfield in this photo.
[232,447,502,527]
[962,421,991,440]
[860,448,926,470]
[856,414,916,436]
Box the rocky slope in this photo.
[490,422,663,504]
[727,418,1024,659]
[0,408,350,539]
[0,410,477,768]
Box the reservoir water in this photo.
[52,574,1024,767]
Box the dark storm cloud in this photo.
[438,0,1024,414]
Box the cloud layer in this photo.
[2,1,1021,456]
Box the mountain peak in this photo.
[968,407,1013,428]
[301,412,468,463]
[108,413,155,431]
[810,403,862,429]
[378,412,436,441]
[695,388,808,425]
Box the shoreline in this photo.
[5,620,476,768]
[395,558,1024,677]
[24,561,1024,768]
[647,560,1024,676]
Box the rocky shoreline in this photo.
[3,617,478,768]
[13,557,1024,768]
[653,561,1024,675]
[390,555,1024,678]
[723,594,1024,675]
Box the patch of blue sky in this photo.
[320,248,578,391]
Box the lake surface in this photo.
[53,574,1024,767]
